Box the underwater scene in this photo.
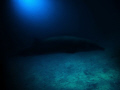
[1,0,120,90]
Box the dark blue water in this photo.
[2,0,120,90]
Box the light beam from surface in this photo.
[11,0,55,23]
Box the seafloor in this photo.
[4,49,120,90]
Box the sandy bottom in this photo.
[5,50,120,90]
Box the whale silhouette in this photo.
[18,36,105,56]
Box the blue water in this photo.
[3,0,120,90]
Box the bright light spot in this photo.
[11,0,55,22]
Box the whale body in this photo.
[18,36,105,56]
